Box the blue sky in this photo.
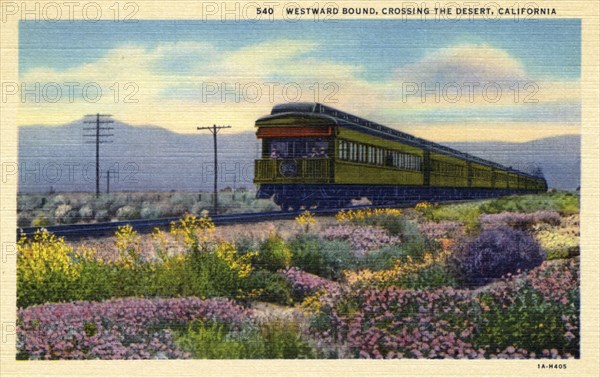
[18,19,581,141]
[20,20,580,79]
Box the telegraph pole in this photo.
[197,124,231,214]
[84,114,114,197]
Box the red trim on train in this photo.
[256,126,332,138]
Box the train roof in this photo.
[260,102,545,181]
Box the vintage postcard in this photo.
[1,0,598,377]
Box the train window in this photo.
[268,139,329,159]
[338,140,345,160]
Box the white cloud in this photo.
[18,41,580,141]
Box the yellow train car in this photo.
[254,103,547,210]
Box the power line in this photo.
[197,124,232,214]
[84,114,114,197]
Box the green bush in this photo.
[396,264,458,290]
[289,235,355,279]
[149,254,197,297]
[116,205,140,220]
[189,251,246,299]
[363,245,410,271]
[72,255,115,302]
[475,286,579,355]
[176,321,265,359]
[177,320,319,359]
[258,320,318,359]
[31,216,51,227]
[256,234,292,271]
[242,270,293,305]
[17,231,115,308]
[289,235,325,274]
[94,210,110,222]
[480,192,579,215]
[424,203,481,233]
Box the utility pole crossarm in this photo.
[197,124,232,215]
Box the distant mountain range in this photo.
[17,120,580,193]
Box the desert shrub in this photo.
[78,205,94,220]
[365,214,415,238]
[474,260,580,357]
[18,297,250,359]
[112,225,154,297]
[242,270,293,305]
[94,209,110,222]
[480,192,579,215]
[288,234,324,275]
[257,320,319,359]
[308,259,579,358]
[116,205,140,220]
[396,264,458,290]
[235,237,261,256]
[17,230,114,307]
[336,209,412,236]
[93,194,113,211]
[418,221,463,239]
[191,201,210,216]
[295,211,316,233]
[17,230,79,307]
[249,199,279,212]
[289,234,355,279]
[30,216,51,227]
[421,203,481,233]
[18,216,258,307]
[187,244,251,299]
[170,193,195,208]
[317,239,359,279]
[256,234,292,271]
[62,210,79,224]
[17,213,32,228]
[322,225,400,259]
[450,227,545,287]
[343,251,452,292]
[71,248,115,302]
[479,211,561,231]
[140,204,163,219]
[53,204,72,223]
[280,267,340,302]
[535,230,579,260]
[177,319,318,359]
[18,195,45,212]
[50,194,68,206]
[149,253,197,297]
[309,286,483,359]
[363,245,411,271]
[176,320,263,359]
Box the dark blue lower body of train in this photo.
[257,184,540,210]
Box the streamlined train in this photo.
[254,102,547,210]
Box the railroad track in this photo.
[17,198,481,240]
[16,205,400,240]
